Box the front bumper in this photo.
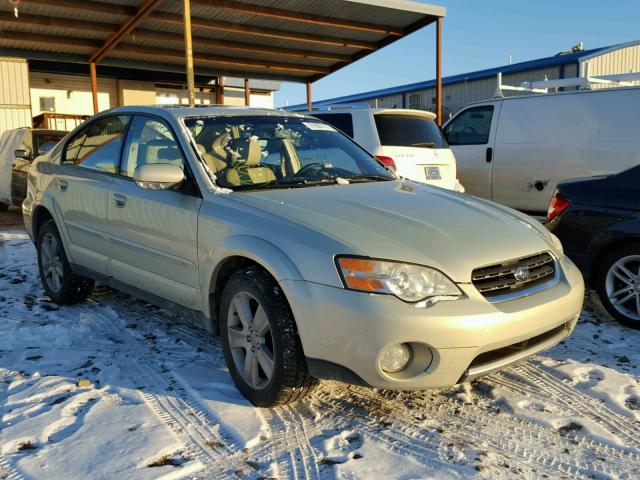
[281,255,584,390]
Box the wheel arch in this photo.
[204,235,303,334]
[32,205,55,241]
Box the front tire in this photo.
[595,243,640,329]
[0,203,8,212]
[37,220,94,304]
[220,267,317,407]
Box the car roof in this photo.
[310,105,436,120]
[106,105,308,122]
[373,108,437,120]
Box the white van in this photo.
[311,105,463,191]
[442,87,640,213]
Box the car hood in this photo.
[234,180,555,283]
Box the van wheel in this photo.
[220,267,317,407]
[37,220,94,304]
[0,203,8,212]
[595,243,640,329]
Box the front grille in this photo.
[472,252,555,299]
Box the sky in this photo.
[274,0,640,108]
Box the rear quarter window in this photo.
[374,114,448,148]
[310,113,354,138]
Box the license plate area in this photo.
[423,166,441,180]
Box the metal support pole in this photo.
[183,0,196,107]
[90,62,99,114]
[306,80,312,111]
[244,78,250,106]
[435,17,442,125]
[217,76,225,104]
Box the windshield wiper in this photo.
[411,142,436,148]
[233,174,393,192]
[233,177,341,191]
[344,174,394,183]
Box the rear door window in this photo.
[443,106,494,145]
[374,114,448,148]
[311,113,354,138]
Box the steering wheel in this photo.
[296,163,324,178]
[295,162,353,179]
[462,126,477,135]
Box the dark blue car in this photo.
[547,164,640,328]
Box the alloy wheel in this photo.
[605,254,640,322]
[40,232,64,293]
[227,291,275,389]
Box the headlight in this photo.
[337,257,462,304]
[549,233,564,259]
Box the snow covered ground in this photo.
[1,228,640,480]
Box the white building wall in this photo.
[0,57,31,134]
[156,85,274,108]
[29,72,117,117]
[398,65,565,118]
[581,44,640,88]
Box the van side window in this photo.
[311,113,354,138]
[444,106,494,145]
[64,115,130,174]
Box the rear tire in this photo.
[595,243,640,329]
[220,267,317,407]
[0,203,8,212]
[37,220,94,304]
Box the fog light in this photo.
[379,343,412,373]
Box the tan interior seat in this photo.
[223,137,276,186]
[211,133,231,165]
[197,144,226,172]
[280,139,301,177]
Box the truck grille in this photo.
[472,252,555,299]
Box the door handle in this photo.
[485,147,493,163]
[57,179,69,192]
[113,193,127,208]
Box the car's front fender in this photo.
[201,234,303,318]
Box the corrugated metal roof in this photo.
[285,41,638,110]
[0,0,444,83]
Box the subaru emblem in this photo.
[514,267,530,281]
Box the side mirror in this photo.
[14,149,30,160]
[133,163,184,190]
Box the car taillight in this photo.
[375,155,396,172]
[547,191,569,223]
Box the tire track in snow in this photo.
[305,392,462,474]
[87,300,640,478]
[79,306,246,477]
[503,360,640,449]
[312,383,640,479]
[0,369,27,480]
[268,406,322,480]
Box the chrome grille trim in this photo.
[472,252,559,302]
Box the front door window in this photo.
[444,106,494,145]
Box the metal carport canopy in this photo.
[0,0,445,115]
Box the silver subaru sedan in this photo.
[23,106,584,406]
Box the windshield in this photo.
[183,115,394,191]
[374,114,448,148]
